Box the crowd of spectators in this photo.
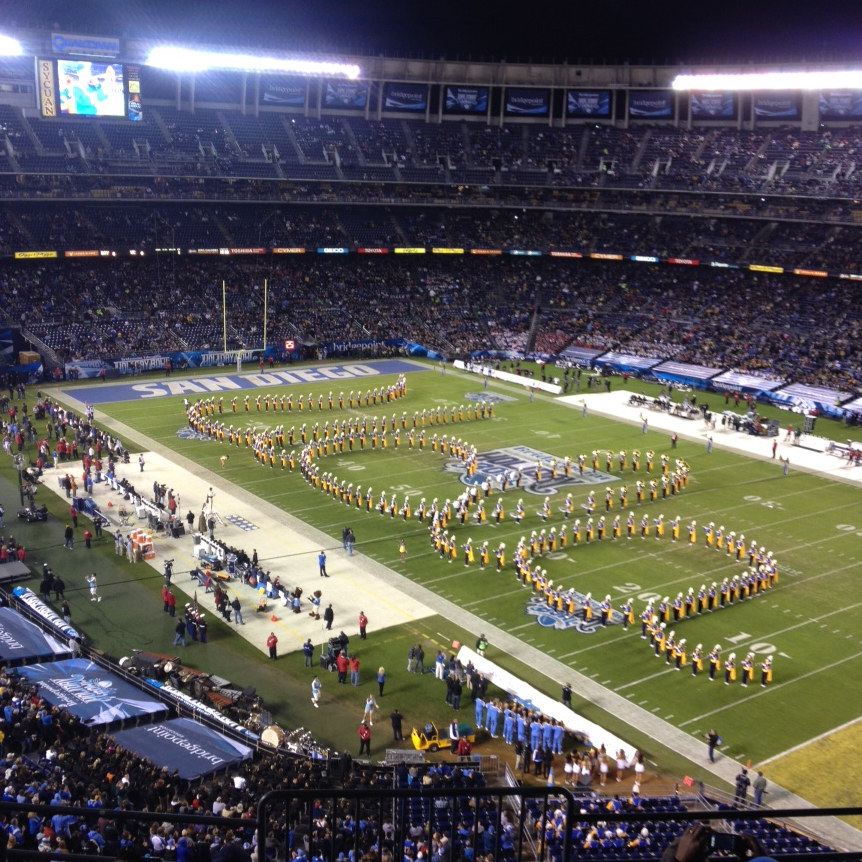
[1,251,861,393]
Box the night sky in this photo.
[5,0,862,64]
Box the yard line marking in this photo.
[757,715,862,767]
[679,650,862,727]
[508,622,536,632]
[638,699,648,705]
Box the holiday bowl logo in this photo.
[526,593,622,634]
[464,392,518,404]
[176,428,212,442]
[444,445,617,495]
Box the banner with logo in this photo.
[710,370,785,394]
[559,345,606,366]
[754,92,800,119]
[769,382,850,419]
[37,59,57,118]
[17,659,168,727]
[505,88,549,116]
[12,588,81,642]
[690,90,736,119]
[819,90,862,120]
[324,80,368,109]
[652,360,721,389]
[383,81,427,111]
[0,608,71,666]
[629,90,674,118]
[111,718,252,780]
[444,86,488,114]
[261,77,306,107]
[566,90,611,118]
[593,351,663,374]
[51,32,120,57]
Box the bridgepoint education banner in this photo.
[505,88,549,116]
[754,92,800,119]
[629,90,674,118]
[112,718,253,780]
[383,81,427,111]
[0,608,71,666]
[261,77,306,107]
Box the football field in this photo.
[65,359,862,788]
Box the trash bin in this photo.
[227,554,237,576]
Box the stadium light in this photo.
[145,46,361,78]
[673,70,862,90]
[0,35,22,56]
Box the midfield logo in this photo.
[176,428,211,441]
[464,392,517,404]
[444,445,616,495]
[525,594,623,634]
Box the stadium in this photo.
[0,9,860,862]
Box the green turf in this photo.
[75,361,862,771]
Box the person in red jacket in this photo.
[166,589,176,617]
[162,585,170,613]
[358,611,368,640]
[70,506,78,528]
[358,721,371,755]
[267,632,278,660]
[336,651,349,684]
[84,528,93,549]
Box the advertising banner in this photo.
[12,588,81,642]
[711,370,785,394]
[324,80,368,109]
[444,86,488,114]
[593,352,663,373]
[566,90,611,118]
[770,382,850,419]
[629,90,674,118]
[559,345,606,365]
[690,90,736,119]
[652,360,722,385]
[383,81,427,111]
[38,59,57,117]
[51,32,120,57]
[17,659,168,727]
[112,718,253,779]
[505,87,549,116]
[754,92,800,119]
[0,608,71,665]
[819,90,862,120]
[261,77,306,107]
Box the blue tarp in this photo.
[0,607,71,666]
[111,718,253,780]
[17,659,168,727]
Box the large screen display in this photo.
[41,59,141,120]
[58,60,126,116]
